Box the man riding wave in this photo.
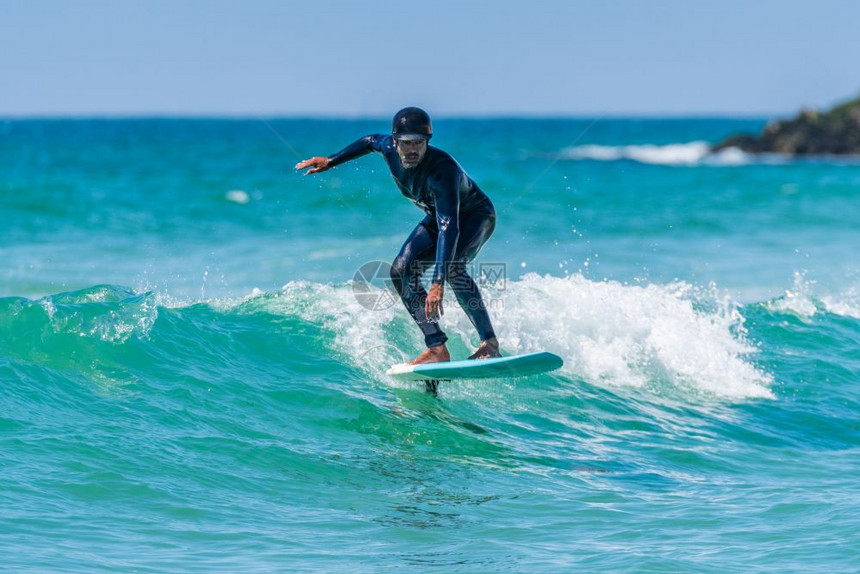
[296,107,501,365]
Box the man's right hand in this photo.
[295,156,331,175]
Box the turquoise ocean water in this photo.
[2,118,859,571]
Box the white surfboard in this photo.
[386,351,563,382]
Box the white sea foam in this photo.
[765,272,820,320]
[758,271,860,320]
[822,292,860,319]
[560,141,753,166]
[271,280,410,374]
[808,279,860,320]
[269,274,773,400]
[226,190,251,204]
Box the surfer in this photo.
[296,107,501,365]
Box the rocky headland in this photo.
[713,95,860,155]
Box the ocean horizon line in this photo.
[1,111,777,122]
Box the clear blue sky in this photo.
[3,0,859,117]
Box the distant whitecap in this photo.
[560,141,754,166]
[226,190,250,204]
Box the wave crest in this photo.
[260,274,773,400]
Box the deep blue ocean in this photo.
[2,117,859,572]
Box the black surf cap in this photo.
[392,107,432,141]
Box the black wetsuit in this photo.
[328,134,496,348]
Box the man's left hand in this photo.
[425,283,444,321]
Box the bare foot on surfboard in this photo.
[468,338,501,360]
[408,344,451,365]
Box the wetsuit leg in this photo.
[390,217,448,348]
[446,209,497,341]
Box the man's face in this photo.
[395,138,428,169]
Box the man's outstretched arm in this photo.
[295,135,381,175]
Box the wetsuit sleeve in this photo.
[327,134,386,168]
[428,164,461,284]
